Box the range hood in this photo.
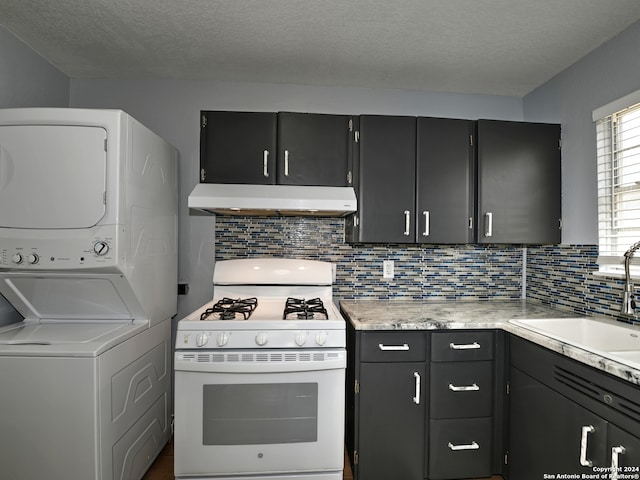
[188,183,357,217]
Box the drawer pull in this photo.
[448,441,479,451]
[449,342,481,350]
[413,372,421,405]
[448,383,480,392]
[378,343,410,351]
[611,445,626,480]
[579,425,595,467]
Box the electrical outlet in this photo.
[383,260,394,279]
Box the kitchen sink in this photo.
[509,317,640,367]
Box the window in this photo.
[596,97,640,273]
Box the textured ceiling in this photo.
[2,0,640,96]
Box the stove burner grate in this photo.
[283,297,328,320]
[200,297,258,320]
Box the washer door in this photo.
[0,124,107,229]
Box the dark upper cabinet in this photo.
[416,117,475,244]
[276,112,351,186]
[200,111,277,184]
[199,111,351,186]
[476,120,561,244]
[347,116,474,244]
[348,115,417,243]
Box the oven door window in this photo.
[203,383,318,445]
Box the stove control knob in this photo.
[315,332,328,346]
[295,333,307,346]
[27,254,39,265]
[195,332,209,347]
[255,332,268,346]
[12,253,23,264]
[216,332,229,347]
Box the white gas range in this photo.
[174,258,346,480]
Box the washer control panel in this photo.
[0,237,118,270]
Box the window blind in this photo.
[597,102,640,271]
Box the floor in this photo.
[142,439,503,480]
[142,438,354,479]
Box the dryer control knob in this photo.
[27,254,39,265]
[195,332,209,347]
[93,241,110,256]
[12,254,23,264]
[216,332,229,347]
[255,332,268,346]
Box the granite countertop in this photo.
[339,298,640,386]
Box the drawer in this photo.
[430,361,494,418]
[431,331,494,362]
[360,331,426,362]
[428,417,492,480]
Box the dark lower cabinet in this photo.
[509,367,608,479]
[358,362,426,480]
[345,325,505,480]
[509,336,640,479]
[429,417,492,480]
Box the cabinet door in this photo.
[416,117,474,243]
[357,362,425,480]
[356,115,417,243]
[509,367,608,480]
[608,425,640,474]
[276,112,350,186]
[200,111,277,184]
[477,120,561,244]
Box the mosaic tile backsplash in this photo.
[526,244,634,322]
[215,216,523,300]
[215,217,630,320]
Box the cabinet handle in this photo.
[448,383,480,392]
[579,425,595,467]
[448,441,479,451]
[413,372,421,405]
[422,211,430,236]
[449,342,481,350]
[284,150,289,176]
[404,210,411,236]
[611,445,626,480]
[485,212,493,237]
[263,150,269,177]
[378,343,410,351]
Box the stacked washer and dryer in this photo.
[0,108,178,480]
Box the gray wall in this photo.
[69,79,523,316]
[0,25,70,325]
[523,20,640,245]
[0,26,69,108]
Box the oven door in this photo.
[174,349,346,477]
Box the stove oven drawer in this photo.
[429,361,493,418]
[431,331,494,362]
[360,331,427,362]
[428,417,492,480]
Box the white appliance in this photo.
[188,183,357,216]
[0,108,178,480]
[174,258,346,480]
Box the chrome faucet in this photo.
[621,240,640,318]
